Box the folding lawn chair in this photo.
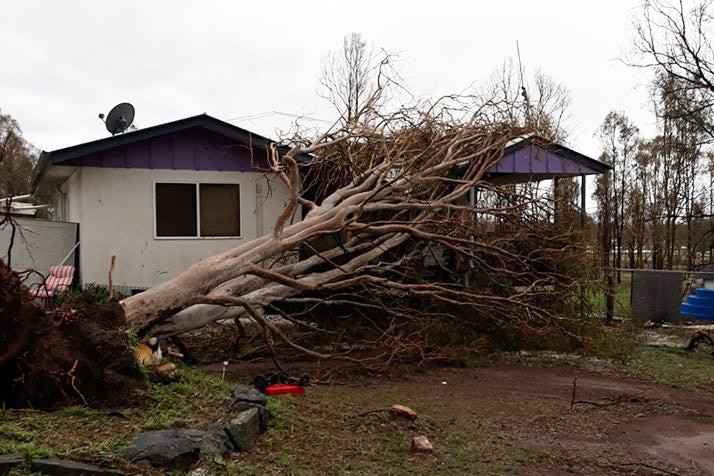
[29,265,75,307]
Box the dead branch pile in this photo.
[0,261,144,409]
[121,100,593,364]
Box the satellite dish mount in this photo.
[101,103,135,135]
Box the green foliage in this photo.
[55,283,129,308]
[124,330,150,382]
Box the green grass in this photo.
[503,333,714,392]
[0,366,233,472]
[140,365,231,430]
[627,345,714,390]
[589,278,632,317]
[0,421,54,459]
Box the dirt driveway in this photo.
[397,364,714,475]
[219,359,714,475]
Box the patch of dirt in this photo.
[216,360,714,474]
[395,365,714,474]
[0,261,145,409]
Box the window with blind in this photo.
[154,183,241,238]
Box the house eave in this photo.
[30,113,311,194]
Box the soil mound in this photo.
[0,261,145,409]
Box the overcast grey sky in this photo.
[1,0,654,159]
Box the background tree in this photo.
[595,111,639,280]
[320,32,376,125]
[0,110,36,199]
[632,0,714,139]
[476,60,581,229]
[477,59,572,142]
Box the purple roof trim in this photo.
[61,127,269,172]
[488,143,600,176]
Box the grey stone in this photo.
[124,429,229,470]
[30,458,124,476]
[410,435,433,453]
[202,425,234,456]
[232,401,270,433]
[188,467,212,476]
[225,408,260,451]
[0,454,25,476]
[230,384,267,406]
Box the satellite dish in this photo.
[103,103,135,135]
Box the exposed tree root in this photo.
[0,260,144,409]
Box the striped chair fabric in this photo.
[32,265,75,298]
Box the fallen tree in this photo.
[119,90,593,363]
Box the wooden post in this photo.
[580,175,586,228]
[580,174,586,319]
[602,171,614,323]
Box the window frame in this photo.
[152,181,243,240]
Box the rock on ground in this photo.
[225,408,261,451]
[230,384,267,406]
[411,435,433,453]
[30,458,124,476]
[125,428,230,470]
[232,401,270,433]
[0,454,24,476]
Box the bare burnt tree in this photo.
[476,61,581,230]
[320,32,376,124]
[595,111,639,279]
[477,59,572,142]
[632,0,714,137]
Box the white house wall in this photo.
[0,217,78,288]
[72,167,292,290]
[55,168,82,223]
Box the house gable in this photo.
[59,127,268,172]
[484,136,610,185]
[31,114,303,195]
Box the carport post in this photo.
[580,174,586,228]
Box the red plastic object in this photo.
[264,384,305,396]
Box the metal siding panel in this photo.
[173,130,196,170]
[59,127,275,172]
[150,136,174,169]
[78,153,103,167]
[101,147,126,168]
[126,141,151,168]
[530,145,548,173]
[196,143,219,170]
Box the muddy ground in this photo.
[399,364,714,475]
[3,341,713,475]
[204,353,714,475]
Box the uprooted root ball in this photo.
[0,260,145,409]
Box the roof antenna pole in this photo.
[516,41,532,127]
